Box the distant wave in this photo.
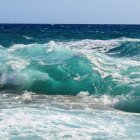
[22,36,34,40]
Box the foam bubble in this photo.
[77,91,90,98]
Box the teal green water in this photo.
[1,39,140,95]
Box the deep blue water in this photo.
[0,24,140,139]
[1,24,140,47]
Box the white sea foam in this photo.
[21,91,33,101]
[6,58,29,70]
[77,91,90,98]
[59,37,140,53]
[8,44,32,52]
[76,91,132,108]
[0,93,140,139]
[47,41,56,52]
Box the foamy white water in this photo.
[0,92,140,140]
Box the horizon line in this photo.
[0,23,140,25]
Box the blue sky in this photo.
[0,0,140,24]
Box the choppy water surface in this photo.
[0,24,140,139]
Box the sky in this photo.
[0,0,140,24]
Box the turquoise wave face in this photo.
[0,38,139,95]
[0,38,140,112]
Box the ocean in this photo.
[0,24,140,139]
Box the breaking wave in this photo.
[0,38,140,112]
